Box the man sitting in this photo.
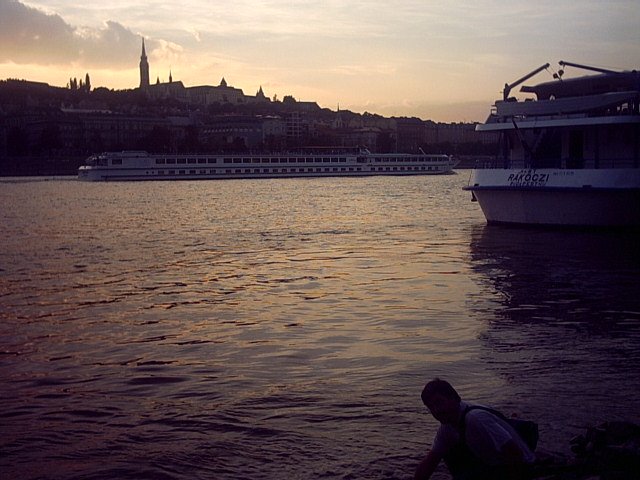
[415,378,535,480]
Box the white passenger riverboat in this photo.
[78,148,455,181]
[464,61,640,228]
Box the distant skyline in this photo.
[1,0,639,122]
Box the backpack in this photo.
[461,405,539,451]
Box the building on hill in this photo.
[395,117,425,152]
[187,78,247,105]
[424,120,499,146]
[138,40,270,107]
[146,80,188,102]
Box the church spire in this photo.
[139,37,150,88]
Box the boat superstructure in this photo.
[464,61,640,227]
[78,148,455,181]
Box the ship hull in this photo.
[465,168,640,227]
[77,165,454,181]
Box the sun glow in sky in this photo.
[1,0,638,122]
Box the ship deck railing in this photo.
[472,157,640,169]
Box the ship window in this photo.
[189,170,196,174]
[198,159,207,164]
[233,159,242,164]
[166,159,176,164]
[263,169,269,173]
[208,158,216,163]
[177,159,186,164]
[169,170,175,174]
[111,159,122,165]
[224,158,232,163]
[179,170,185,174]
[289,159,297,163]
[339,158,347,162]
[156,159,165,164]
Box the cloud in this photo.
[0,0,76,64]
[0,0,166,68]
[76,21,142,67]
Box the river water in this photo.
[1,174,639,480]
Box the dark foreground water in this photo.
[1,174,639,480]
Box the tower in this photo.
[139,38,150,88]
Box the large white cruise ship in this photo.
[78,148,456,181]
[464,61,640,228]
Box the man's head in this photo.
[421,378,461,425]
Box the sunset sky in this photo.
[1,0,638,122]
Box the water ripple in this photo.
[1,176,639,479]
